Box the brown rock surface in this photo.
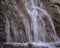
[43,0,60,38]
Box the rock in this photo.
[43,0,60,38]
[0,0,6,42]
[50,0,60,4]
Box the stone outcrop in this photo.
[43,0,60,38]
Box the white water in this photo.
[22,0,60,42]
[4,0,60,48]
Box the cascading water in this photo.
[3,0,60,48]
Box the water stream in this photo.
[4,0,60,48]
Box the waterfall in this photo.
[4,0,60,48]
[22,0,60,42]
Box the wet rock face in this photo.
[43,0,60,38]
[0,0,60,48]
[0,0,60,43]
[0,0,29,43]
[0,0,6,42]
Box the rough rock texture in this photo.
[43,0,60,38]
[50,0,60,3]
[0,0,6,42]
